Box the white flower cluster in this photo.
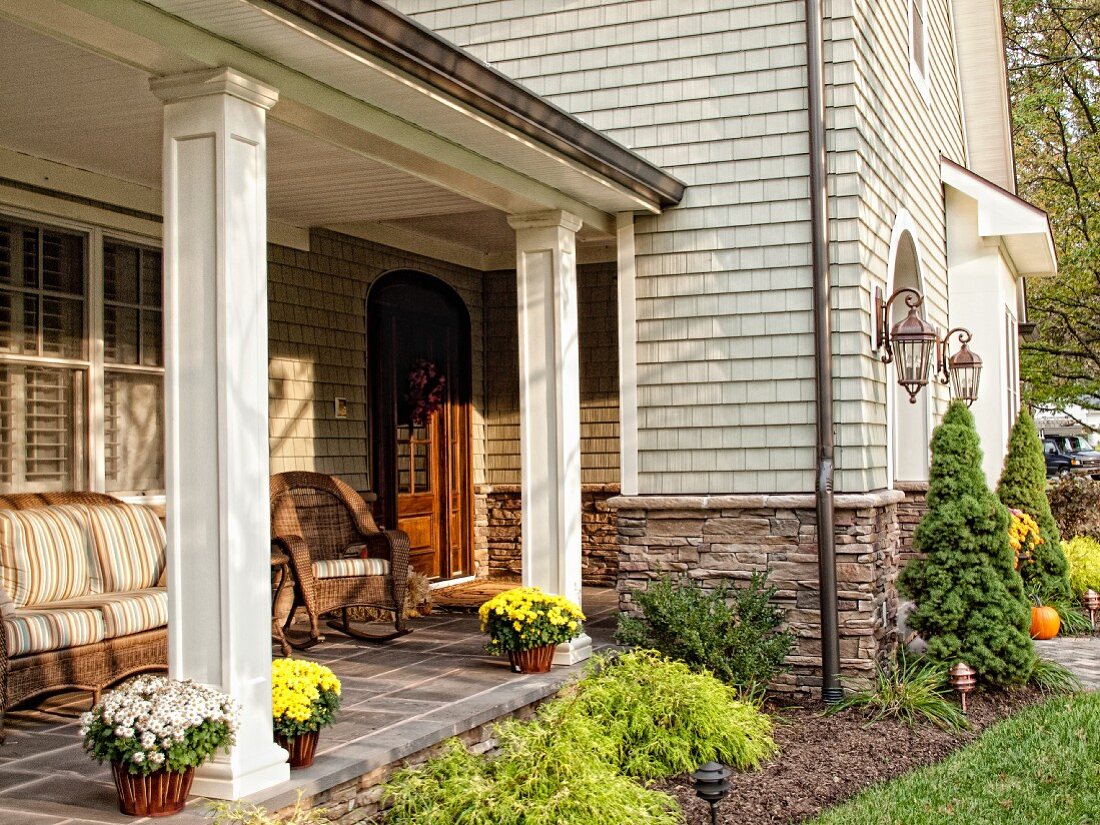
[81,675,240,769]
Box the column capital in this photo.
[150,67,278,110]
[508,210,583,234]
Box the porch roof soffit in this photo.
[950,0,1016,193]
[941,157,1058,278]
[3,0,682,235]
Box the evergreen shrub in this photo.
[996,410,1072,602]
[898,401,1036,685]
[382,651,777,824]
[559,649,775,778]
[615,573,794,698]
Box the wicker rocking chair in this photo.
[270,472,410,645]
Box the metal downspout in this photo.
[804,0,842,703]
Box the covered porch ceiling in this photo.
[0,0,679,269]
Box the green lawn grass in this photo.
[809,692,1100,824]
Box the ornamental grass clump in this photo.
[996,409,1072,603]
[81,674,239,775]
[828,653,967,731]
[899,401,1036,685]
[271,658,341,739]
[559,649,776,778]
[478,586,584,654]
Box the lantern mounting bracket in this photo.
[874,286,925,363]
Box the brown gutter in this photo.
[260,0,686,209]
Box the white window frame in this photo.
[909,0,931,104]
[0,205,164,500]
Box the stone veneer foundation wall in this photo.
[611,490,905,692]
[895,482,930,565]
[480,484,620,586]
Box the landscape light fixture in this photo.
[936,327,983,407]
[948,661,978,712]
[876,287,983,406]
[691,761,732,825]
[875,287,938,403]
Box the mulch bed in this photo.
[662,687,1043,825]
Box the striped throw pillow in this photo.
[62,588,167,638]
[84,504,166,593]
[0,506,93,608]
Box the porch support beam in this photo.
[616,212,640,496]
[153,67,289,799]
[509,210,591,666]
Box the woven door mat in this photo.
[431,578,521,611]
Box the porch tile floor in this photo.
[0,586,619,824]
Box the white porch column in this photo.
[616,212,640,497]
[152,68,289,798]
[508,210,591,666]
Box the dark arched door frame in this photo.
[367,270,473,580]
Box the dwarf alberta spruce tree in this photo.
[996,409,1072,603]
[898,401,1035,685]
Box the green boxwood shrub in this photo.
[899,401,1036,686]
[558,649,775,779]
[1064,536,1100,597]
[996,410,1072,602]
[615,573,794,698]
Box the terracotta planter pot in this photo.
[276,729,320,769]
[508,644,555,674]
[111,762,194,818]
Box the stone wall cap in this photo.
[607,490,906,511]
[893,481,930,493]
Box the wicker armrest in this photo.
[271,535,319,625]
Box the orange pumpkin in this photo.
[1030,605,1061,640]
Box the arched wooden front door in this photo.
[368,272,473,580]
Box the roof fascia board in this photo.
[941,157,1057,276]
[258,0,685,209]
[1,0,617,233]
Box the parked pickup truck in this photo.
[1043,435,1100,479]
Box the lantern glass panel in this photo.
[895,337,933,388]
[951,363,981,402]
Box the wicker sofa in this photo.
[0,493,168,741]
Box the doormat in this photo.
[431,578,520,611]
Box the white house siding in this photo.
[395,0,819,494]
[840,0,967,490]
[267,229,486,493]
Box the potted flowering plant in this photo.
[478,587,585,673]
[1007,507,1044,571]
[272,658,341,768]
[81,674,239,817]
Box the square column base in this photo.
[192,743,289,800]
[553,633,592,666]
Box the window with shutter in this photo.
[0,215,164,495]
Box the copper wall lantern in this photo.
[937,328,983,407]
[875,287,938,403]
[876,287,983,406]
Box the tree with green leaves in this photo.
[899,402,1035,686]
[996,409,1072,602]
[1005,1,1100,416]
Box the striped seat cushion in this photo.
[0,506,93,608]
[84,504,166,593]
[4,605,106,657]
[60,588,167,638]
[312,557,391,579]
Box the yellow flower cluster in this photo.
[478,587,585,654]
[271,659,341,725]
[1008,508,1044,569]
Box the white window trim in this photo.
[0,203,163,497]
[909,0,932,105]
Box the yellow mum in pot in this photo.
[478,587,585,655]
